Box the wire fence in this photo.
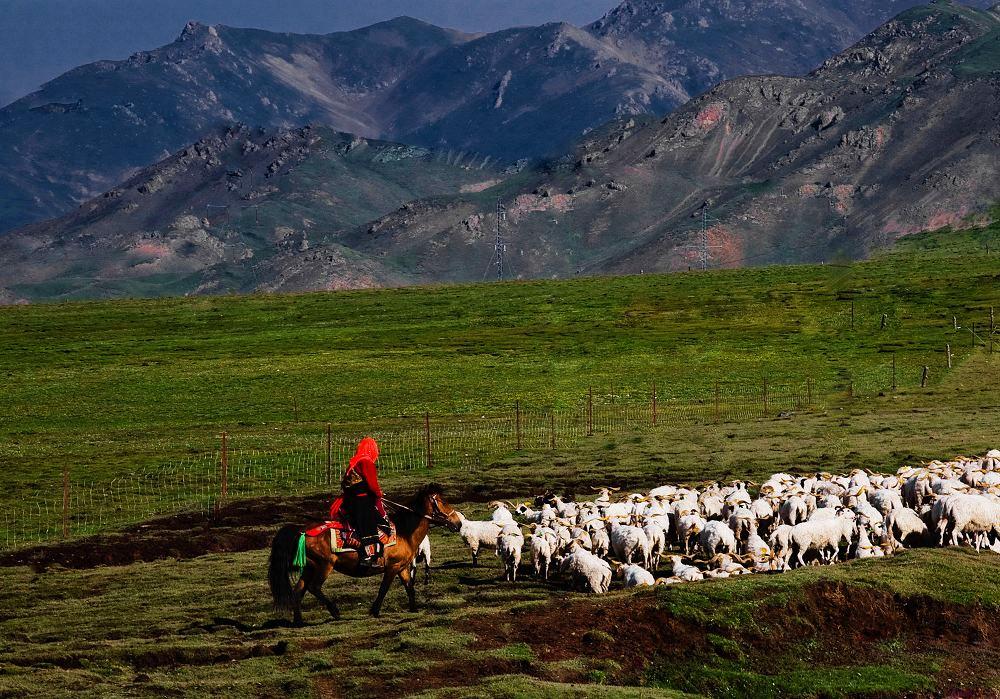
[2,332,996,551]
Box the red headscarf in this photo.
[349,436,380,470]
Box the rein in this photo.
[383,497,454,529]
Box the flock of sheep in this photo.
[439,449,1000,593]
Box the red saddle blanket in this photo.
[304,519,396,553]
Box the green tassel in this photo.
[292,533,307,573]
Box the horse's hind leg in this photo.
[291,575,307,627]
[307,562,340,620]
[397,566,417,612]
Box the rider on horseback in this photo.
[330,436,390,568]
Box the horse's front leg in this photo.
[370,569,394,618]
[397,566,417,612]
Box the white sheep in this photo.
[608,522,651,567]
[789,516,856,567]
[698,520,738,558]
[529,533,553,579]
[617,563,656,588]
[456,512,502,567]
[642,521,667,565]
[496,525,524,582]
[558,543,612,593]
[884,507,928,549]
[665,555,704,582]
[678,513,706,555]
[780,494,809,525]
[409,535,432,585]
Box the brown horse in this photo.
[268,483,462,623]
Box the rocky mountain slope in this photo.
[2,1,990,235]
[0,126,501,301]
[341,2,1000,282]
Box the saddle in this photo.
[305,518,396,554]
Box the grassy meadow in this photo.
[0,218,999,696]
[0,220,997,503]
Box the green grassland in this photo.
[0,219,999,696]
[0,219,997,504]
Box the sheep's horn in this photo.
[608,487,621,492]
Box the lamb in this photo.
[496,525,524,582]
[707,554,751,576]
[617,563,656,588]
[585,520,611,558]
[698,520,738,558]
[456,512,502,567]
[559,543,612,593]
[529,533,553,579]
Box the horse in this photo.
[268,483,462,623]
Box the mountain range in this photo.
[1,1,997,303]
[2,0,992,236]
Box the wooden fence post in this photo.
[946,343,952,369]
[714,381,720,423]
[991,306,995,334]
[891,353,897,391]
[806,377,812,406]
[515,400,522,450]
[550,412,556,450]
[762,377,769,414]
[880,313,887,330]
[424,412,433,469]
[325,423,332,487]
[651,383,658,427]
[218,431,229,513]
[587,387,593,436]
[851,301,855,330]
[62,463,69,539]
[848,380,854,399]
[921,366,929,388]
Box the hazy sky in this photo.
[0,0,621,107]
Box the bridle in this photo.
[383,494,458,530]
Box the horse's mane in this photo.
[389,483,445,537]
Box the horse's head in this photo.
[418,484,463,532]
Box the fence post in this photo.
[806,377,812,406]
[881,313,887,330]
[848,379,854,399]
[218,431,228,513]
[921,366,929,388]
[851,301,855,330]
[991,306,995,334]
[424,412,433,468]
[891,353,897,391]
[587,387,593,436]
[972,323,977,349]
[714,381,720,423]
[651,383,658,427]
[550,412,556,450]
[62,463,69,539]
[946,343,952,369]
[762,377,769,415]
[515,400,522,450]
[325,423,332,487]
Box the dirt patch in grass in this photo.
[459,580,1000,694]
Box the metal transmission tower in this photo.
[682,208,724,270]
[483,198,509,282]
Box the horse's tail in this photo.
[269,525,306,612]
